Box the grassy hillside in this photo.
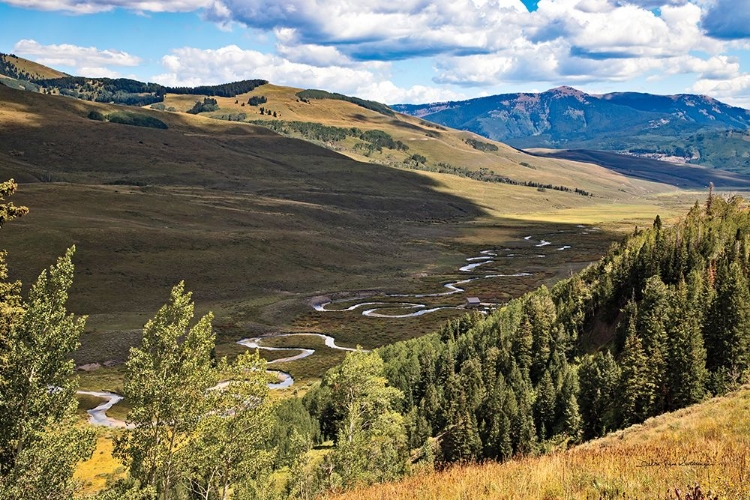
[334,386,750,499]
[0,53,67,80]
[164,84,689,197]
[0,82,712,383]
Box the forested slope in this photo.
[308,193,750,468]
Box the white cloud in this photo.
[689,74,750,106]
[356,81,467,104]
[12,39,142,77]
[151,44,463,104]
[2,0,209,14]
[204,0,529,60]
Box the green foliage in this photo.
[296,89,395,116]
[0,179,28,227]
[309,350,408,491]
[115,282,218,497]
[464,138,499,152]
[252,120,409,155]
[268,398,319,468]
[212,112,247,122]
[401,161,592,197]
[187,98,219,115]
[93,111,168,129]
[112,283,276,499]
[0,247,95,499]
[248,95,267,106]
[185,350,275,498]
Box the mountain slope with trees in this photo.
[295,192,750,496]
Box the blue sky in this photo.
[1,0,749,106]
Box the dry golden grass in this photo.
[333,387,750,500]
[165,84,675,202]
[1,53,67,80]
[74,432,125,495]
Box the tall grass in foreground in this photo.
[333,387,750,499]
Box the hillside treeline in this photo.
[296,89,394,116]
[403,161,592,197]
[22,75,268,106]
[306,194,750,466]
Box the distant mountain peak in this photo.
[549,85,583,93]
[391,88,750,171]
[547,86,588,101]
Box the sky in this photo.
[1,0,750,106]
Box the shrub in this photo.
[87,110,106,121]
[106,111,168,129]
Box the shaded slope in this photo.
[528,149,750,189]
[0,85,484,331]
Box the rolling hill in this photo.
[394,86,750,173]
[1,55,746,379]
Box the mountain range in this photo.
[394,87,750,172]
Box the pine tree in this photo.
[578,351,620,439]
[618,330,654,427]
[555,368,582,441]
[533,370,556,440]
[705,261,750,382]
[637,276,670,414]
[666,279,707,409]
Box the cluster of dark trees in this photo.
[465,138,499,152]
[296,89,394,116]
[166,79,267,97]
[34,77,165,106]
[305,193,750,466]
[401,161,592,197]
[248,95,267,106]
[0,55,24,80]
[187,98,219,115]
[25,75,267,107]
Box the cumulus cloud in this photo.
[689,74,750,107]
[2,0,209,14]
[701,0,750,40]
[194,0,730,92]
[204,0,528,60]
[13,39,141,77]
